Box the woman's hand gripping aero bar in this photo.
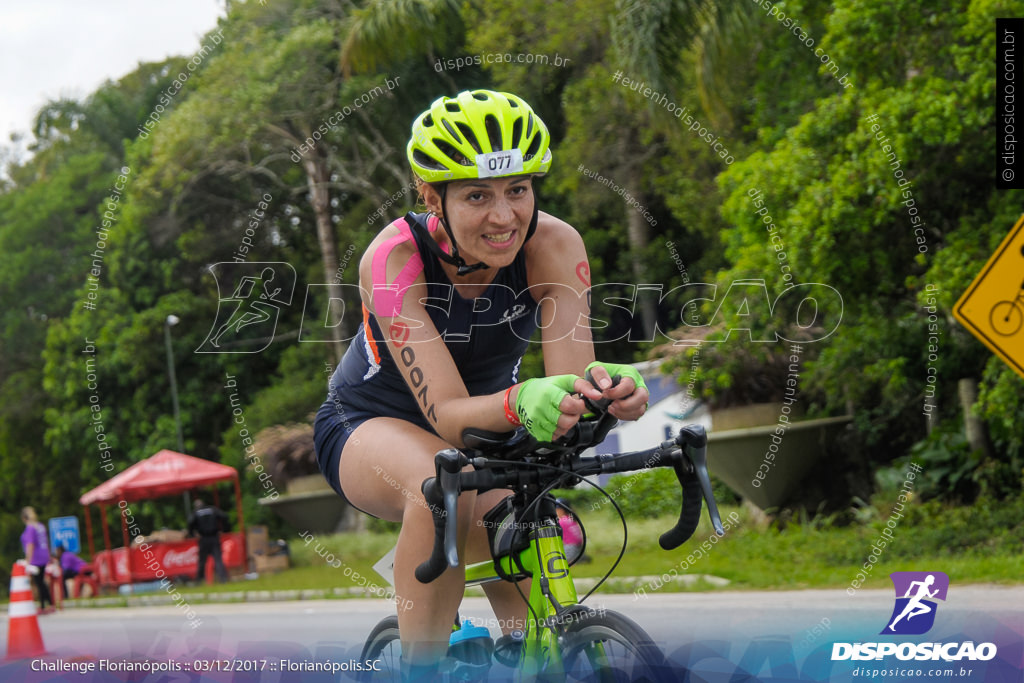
[514,374,602,442]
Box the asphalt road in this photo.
[2,587,1021,681]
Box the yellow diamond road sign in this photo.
[954,215,1024,381]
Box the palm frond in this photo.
[612,0,751,124]
[340,0,465,76]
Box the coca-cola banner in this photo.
[94,532,244,585]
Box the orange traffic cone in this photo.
[5,562,47,659]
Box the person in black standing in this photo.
[187,498,229,583]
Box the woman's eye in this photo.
[467,192,485,201]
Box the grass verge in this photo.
[160,493,1024,599]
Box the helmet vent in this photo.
[445,102,462,113]
[423,114,434,127]
[484,114,502,152]
[456,122,482,154]
[413,149,446,171]
[434,139,472,166]
[441,119,462,144]
[507,97,519,108]
[525,113,534,140]
[510,117,523,150]
[524,134,542,162]
[473,91,490,101]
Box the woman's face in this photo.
[425,176,535,269]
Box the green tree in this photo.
[708,0,1024,503]
[0,60,207,570]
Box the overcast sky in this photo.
[1,1,225,154]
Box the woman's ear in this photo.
[417,179,443,215]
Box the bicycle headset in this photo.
[405,89,552,276]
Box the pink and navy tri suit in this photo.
[314,212,539,498]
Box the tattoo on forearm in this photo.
[398,344,438,424]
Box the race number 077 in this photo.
[477,149,524,178]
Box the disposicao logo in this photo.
[882,571,949,635]
[832,571,997,662]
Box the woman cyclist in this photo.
[313,89,649,679]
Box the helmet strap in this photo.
[438,184,490,276]
[524,190,539,243]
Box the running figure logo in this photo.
[197,263,296,353]
[881,571,950,635]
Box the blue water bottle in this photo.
[447,616,494,681]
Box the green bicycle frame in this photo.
[463,518,583,677]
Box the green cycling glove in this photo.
[515,374,580,442]
[585,361,648,398]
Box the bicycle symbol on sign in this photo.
[988,245,1024,336]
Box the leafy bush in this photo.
[893,420,980,503]
[975,358,1024,499]
[895,494,1024,557]
[597,468,739,519]
[557,468,740,520]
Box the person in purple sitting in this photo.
[55,543,91,595]
[20,506,53,613]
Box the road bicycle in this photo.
[989,277,1024,336]
[358,376,724,681]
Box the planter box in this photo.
[286,474,332,495]
[707,414,852,510]
[710,403,804,431]
[258,476,361,533]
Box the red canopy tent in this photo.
[79,450,246,587]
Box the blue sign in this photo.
[48,516,80,554]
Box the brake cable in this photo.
[479,456,630,606]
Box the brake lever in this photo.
[414,448,465,583]
[677,425,724,535]
[659,425,724,551]
[437,449,464,566]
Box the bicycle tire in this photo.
[358,615,402,682]
[557,609,673,683]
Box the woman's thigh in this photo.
[337,417,454,523]
[339,417,514,560]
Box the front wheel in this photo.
[557,609,672,683]
[358,615,402,682]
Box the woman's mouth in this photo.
[482,230,517,248]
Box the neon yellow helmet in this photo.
[407,90,552,183]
